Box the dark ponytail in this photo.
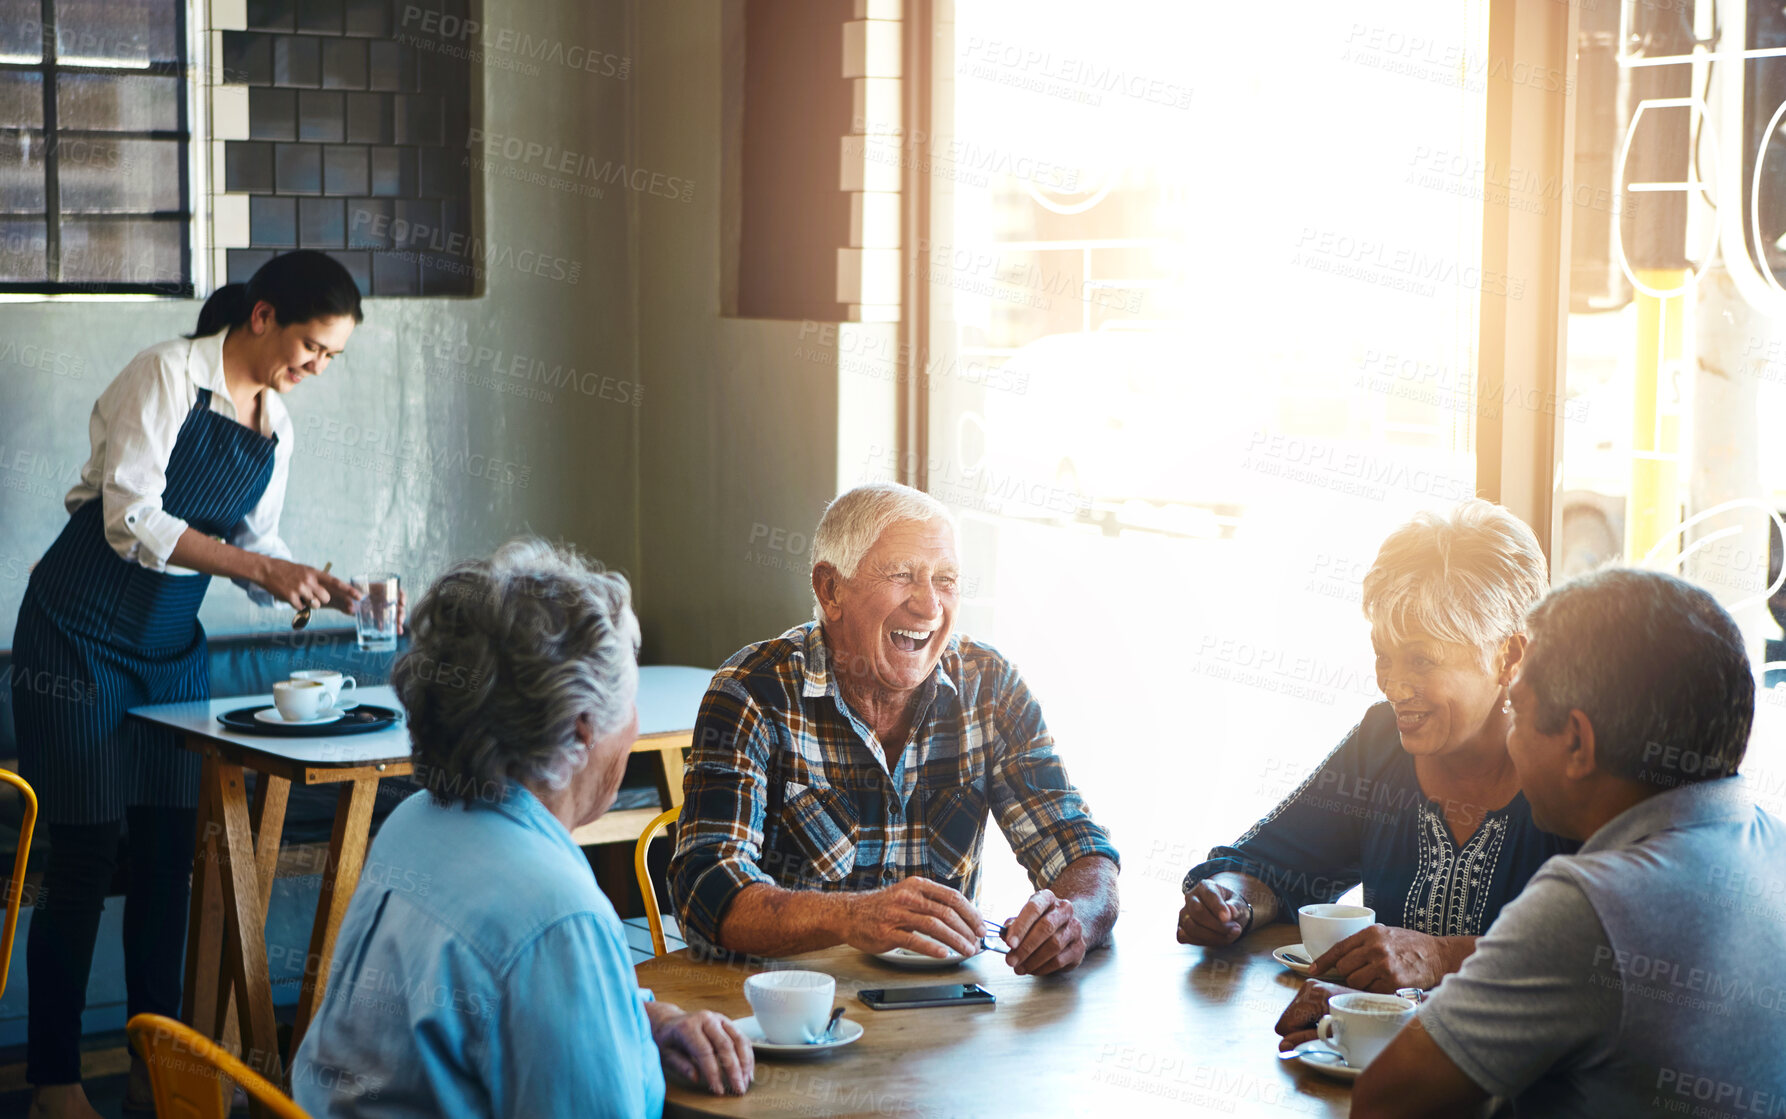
[188,250,364,339]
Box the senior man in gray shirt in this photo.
[1275,568,1785,1118]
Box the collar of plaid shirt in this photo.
[796,621,961,771]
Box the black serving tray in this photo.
[216,703,403,737]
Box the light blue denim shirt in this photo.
[291,782,666,1119]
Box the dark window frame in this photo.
[0,0,194,296]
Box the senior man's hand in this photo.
[1003,889,1089,976]
[650,1005,755,1096]
[843,877,984,959]
[1273,978,1350,1051]
[1308,924,1464,992]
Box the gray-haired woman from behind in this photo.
[292,539,752,1118]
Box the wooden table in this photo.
[127,664,715,1100]
[637,921,1350,1118]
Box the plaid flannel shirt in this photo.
[668,622,1119,949]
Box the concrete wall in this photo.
[0,0,640,650]
[633,0,897,669]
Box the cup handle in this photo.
[1317,1015,1340,1051]
[339,677,357,701]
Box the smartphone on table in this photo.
[858,983,996,1010]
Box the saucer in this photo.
[873,946,974,969]
[732,1015,863,1057]
[1272,943,1315,975]
[1289,1039,1359,1082]
[324,697,361,712]
[255,708,343,727]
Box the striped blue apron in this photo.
[11,387,278,824]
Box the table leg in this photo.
[212,761,284,1097]
[181,752,226,1038]
[287,777,377,1066]
[208,772,291,1074]
[656,743,687,809]
[250,774,290,920]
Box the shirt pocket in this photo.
[924,785,988,886]
[779,783,859,886]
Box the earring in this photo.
[1500,696,1513,715]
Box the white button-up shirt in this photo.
[65,328,294,603]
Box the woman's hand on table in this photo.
[257,558,360,613]
[1308,925,1464,992]
[1176,879,1248,946]
[648,1003,754,1096]
[1274,979,1350,1051]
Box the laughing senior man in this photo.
[669,482,1120,975]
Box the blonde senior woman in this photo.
[292,540,753,1118]
[1177,501,1579,997]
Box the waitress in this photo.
[15,251,363,1119]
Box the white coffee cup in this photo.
[1317,992,1416,1068]
[272,679,326,721]
[291,669,356,708]
[743,970,835,1044]
[1298,903,1376,960]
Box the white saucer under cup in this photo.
[733,1015,863,1057]
[255,707,340,726]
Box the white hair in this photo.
[1361,500,1549,670]
[811,482,957,619]
[393,538,640,805]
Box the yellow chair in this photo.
[633,805,681,957]
[127,1013,312,1119]
[0,769,37,1000]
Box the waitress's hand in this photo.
[258,558,360,613]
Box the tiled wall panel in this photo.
[220,0,473,296]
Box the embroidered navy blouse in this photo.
[1185,702,1579,936]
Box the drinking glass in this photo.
[352,573,400,652]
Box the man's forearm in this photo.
[713,883,854,957]
[1048,855,1120,948]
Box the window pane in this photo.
[55,0,179,67]
[59,218,182,284]
[926,0,1486,901]
[0,0,43,63]
[58,138,180,211]
[1557,5,1786,782]
[0,132,47,211]
[0,219,48,281]
[0,72,44,128]
[57,74,181,132]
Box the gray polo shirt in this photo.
[1418,775,1786,1118]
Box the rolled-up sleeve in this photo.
[94,351,193,570]
[987,667,1120,889]
[668,678,777,947]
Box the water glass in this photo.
[353,573,400,652]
